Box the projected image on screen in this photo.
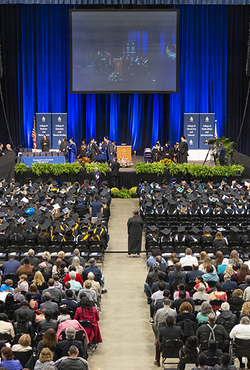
[70,10,179,93]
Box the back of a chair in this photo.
[162,339,183,359]
[79,320,94,329]
[234,338,250,358]
[205,356,221,367]
[13,350,34,369]
[222,321,235,334]
[0,333,12,343]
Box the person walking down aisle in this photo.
[127,210,143,257]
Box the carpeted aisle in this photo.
[88,198,156,370]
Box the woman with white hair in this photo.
[216,302,238,326]
[229,316,250,368]
[71,257,83,275]
[68,271,82,291]
[193,284,210,311]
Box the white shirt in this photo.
[151,290,164,304]
[179,255,198,267]
[229,324,250,340]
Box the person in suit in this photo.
[13,301,35,326]
[88,138,99,162]
[41,278,62,304]
[21,249,39,268]
[40,292,60,318]
[221,274,238,292]
[37,310,58,334]
[111,157,120,188]
[1,256,21,278]
[56,326,87,359]
[40,135,50,152]
[218,142,226,166]
[155,315,184,366]
[186,263,204,283]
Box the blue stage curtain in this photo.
[0,4,249,155]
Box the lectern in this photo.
[116,145,132,161]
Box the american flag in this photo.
[32,116,37,149]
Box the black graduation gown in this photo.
[127,215,143,254]
[179,140,188,163]
[40,138,50,152]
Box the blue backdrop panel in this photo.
[184,113,199,149]
[52,113,68,149]
[21,156,65,166]
[36,113,52,150]
[199,113,215,149]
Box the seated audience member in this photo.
[74,297,102,344]
[236,263,250,283]
[196,302,214,324]
[1,347,23,370]
[209,282,227,310]
[52,258,64,275]
[243,275,250,301]
[154,315,184,367]
[0,313,15,338]
[151,271,169,294]
[18,275,29,292]
[228,250,243,269]
[179,336,199,370]
[57,305,71,323]
[151,281,166,305]
[68,248,85,268]
[36,308,46,323]
[13,301,35,326]
[240,301,250,321]
[16,257,33,276]
[34,347,55,370]
[146,249,167,268]
[53,275,62,291]
[155,289,172,311]
[193,285,210,310]
[77,281,97,304]
[194,276,210,293]
[228,289,244,312]
[221,274,237,292]
[68,271,82,291]
[83,271,101,295]
[213,251,226,272]
[40,293,59,317]
[13,310,33,339]
[179,248,198,267]
[37,328,58,357]
[57,262,68,284]
[64,266,83,286]
[56,316,88,342]
[202,265,219,283]
[213,234,227,250]
[13,288,25,303]
[71,257,83,275]
[176,302,197,342]
[174,282,190,300]
[198,251,207,266]
[229,316,250,369]
[61,290,77,314]
[186,263,204,283]
[1,255,21,278]
[25,291,38,311]
[29,283,41,303]
[0,279,14,293]
[41,253,53,276]
[203,342,223,366]
[191,352,213,370]
[216,302,238,325]
[55,345,89,370]
[56,326,87,359]
[213,352,237,370]
[12,334,32,352]
[42,279,62,304]
[58,251,68,267]
[38,310,58,334]
[152,298,177,338]
[144,262,161,302]
[38,262,51,282]
[196,313,229,352]
[199,257,216,273]
[168,262,186,284]
[21,249,39,268]
[32,271,48,291]
[171,290,195,313]
[223,264,236,281]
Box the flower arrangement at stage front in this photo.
[78,157,91,164]
[159,158,173,167]
[118,158,133,168]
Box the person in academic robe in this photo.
[59,137,68,162]
[0,143,4,156]
[77,140,87,159]
[67,138,77,164]
[164,141,173,161]
[88,138,99,162]
[127,210,143,257]
[178,136,188,163]
[40,135,50,152]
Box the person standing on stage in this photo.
[60,137,68,162]
[4,143,13,155]
[0,143,5,156]
[178,136,188,163]
[68,138,77,163]
[218,142,226,166]
[40,135,50,152]
[173,142,179,163]
[88,138,99,162]
[111,157,120,188]
[102,136,111,163]
[164,141,173,161]
[77,140,87,159]
[127,210,143,258]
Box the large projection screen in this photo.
[70,10,179,94]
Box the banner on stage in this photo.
[52,113,68,150]
[36,113,52,149]
[199,113,215,149]
[184,113,199,150]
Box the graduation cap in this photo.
[189,194,196,202]
[96,212,104,219]
[53,226,61,234]
[82,218,90,225]
[12,226,20,233]
[168,199,177,206]
[64,226,72,234]
[181,200,189,207]
[71,213,79,222]
[178,226,185,233]
[224,198,233,205]
[203,226,212,233]
[17,201,25,208]
[95,220,104,227]
[149,225,158,232]
[40,223,50,231]
[0,222,9,231]
[101,198,108,204]
[231,226,239,233]
[4,188,13,195]
[159,228,171,236]
[7,211,15,218]
[40,201,48,207]
[191,226,200,235]
[2,182,8,187]
[0,212,5,218]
